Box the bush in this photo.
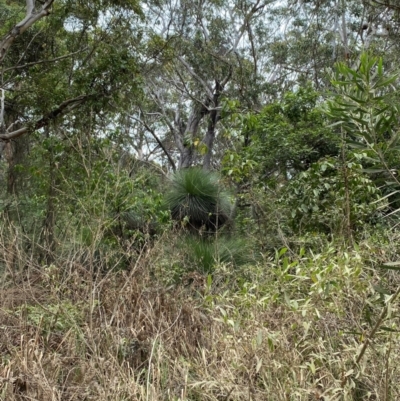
[281,156,382,235]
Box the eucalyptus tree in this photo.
[265,0,400,88]
[131,0,276,170]
[128,0,400,172]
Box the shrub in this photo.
[281,156,382,234]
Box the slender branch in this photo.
[177,56,214,99]
[340,0,351,60]
[15,25,44,68]
[220,65,233,88]
[357,286,400,364]
[231,0,265,54]
[246,19,258,76]
[132,110,176,171]
[146,85,187,157]
[0,0,55,64]
[371,0,400,11]
[148,84,177,134]
[3,48,88,73]
[197,1,210,43]
[170,71,212,110]
[332,0,339,60]
[0,94,90,140]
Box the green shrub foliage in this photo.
[281,157,381,234]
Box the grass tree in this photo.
[164,167,254,274]
[165,168,232,233]
[181,236,253,274]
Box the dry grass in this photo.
[1,227,400,401]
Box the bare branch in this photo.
[0,0,55,64]
[177,56,214,99]
[220,66,233,88]
[246,19,258,76]
[340,0,349,58]
[197,1,210,43]
[174,103,185,152]
[148,84,177,134]
[15,24,44,68]
[133,110,176,171]
[169,71,212,110]
[231,0,265,54]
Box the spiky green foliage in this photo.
[182,236,253,274]
[165,168,232,232]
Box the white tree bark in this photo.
[0,0,55,64]
[0,0,53,141]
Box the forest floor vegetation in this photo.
[1,224,400,401]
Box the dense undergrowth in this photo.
[1,219,400,400]
[2,1,400,398]
[2,53,400,401]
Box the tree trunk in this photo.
[40,128,58,264]
[202,82,223,170]
[177,103,207,169]
[4,137,28,195]
[202,108,219,170]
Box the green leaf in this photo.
[279,247,288,257]
[346,68,363,80]
[374,105,390,116]
[346,94,367,105]
[374,75,398,89]
[380,326,400,333]
[377,57,383,76]
[348,115,368,126]
[347,140,367,150]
